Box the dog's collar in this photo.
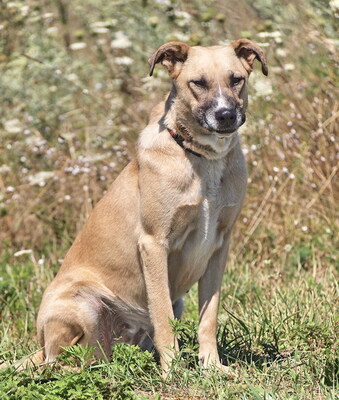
[167,127,202,158]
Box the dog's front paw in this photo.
[199,352,236,378]
[202,360,237,379]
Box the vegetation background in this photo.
[0,0,338,398]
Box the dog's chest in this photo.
[168,158,239,296]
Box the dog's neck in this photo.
[164,88,239,160]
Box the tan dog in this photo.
[36,39,267,375]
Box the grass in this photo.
[0,0,338,398]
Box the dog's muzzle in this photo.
[201,107,245,134]
[194,95,246,134]
[213,107,246,134]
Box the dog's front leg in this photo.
[138,234,178,376]
[198,240,230,371]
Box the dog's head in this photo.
[149,40,268,136]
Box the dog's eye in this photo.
[231,76,243,86]
[191,80,207,89]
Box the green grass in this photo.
[0,0,338,398]
[0,252,337,399]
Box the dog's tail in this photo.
[0,349,44,371]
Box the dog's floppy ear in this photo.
[231,39,268,76]
[148,41,190,78]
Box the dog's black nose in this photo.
[215,108,237,124]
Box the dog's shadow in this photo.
[175,318,293,371]
[218,338,292,370]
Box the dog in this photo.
[35,39,267,376]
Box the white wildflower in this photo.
[258,31,282,39]
[0,165,10,173]
[165,32,189,42]
[329,0,339,13]
[20,5,29,16]
[46,27,58,36]
[69,42,87,50]
[110,31,132,49]
[301,226,308,232]
[81,153,109,163]
[92,27,109,34]
[43,13,54,19]
[284,63,295,71]
[155,0,171,5]
[256,42,270,48]
[251,72,273,97]
[174,10,191,27]
[71,165,81,175]
[28,171,55,185]
[4,119,22,134]
[275,48,287,57]
[284,244,292,252]
[114,56,133,66]
[66,73,79,82]
[91,21,110,28]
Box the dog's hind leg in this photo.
[42,318,85,363]
[39,288,115,363]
